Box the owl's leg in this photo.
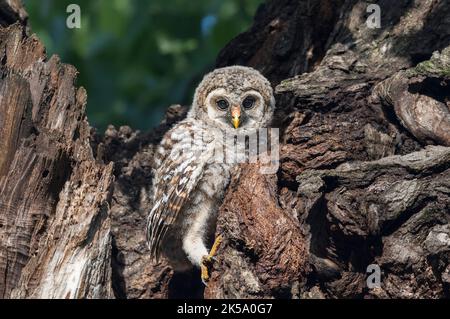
[200,235,222,284]
[182,212,209,268]
[182,206,222,285]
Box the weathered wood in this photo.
[204,164,309,298]
[0,2,114,298]
[373,47,450,146]
[296,146,450,297]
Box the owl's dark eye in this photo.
[242,96,256,109]
[216,99,229,110]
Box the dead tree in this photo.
[0,0,449,299]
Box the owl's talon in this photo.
[201,257,211,286]
[200,235,223,285]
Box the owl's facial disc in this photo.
[205,88,265,130]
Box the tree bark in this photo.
[0,0,449,299]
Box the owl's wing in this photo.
[146,122,212,260]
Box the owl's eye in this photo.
[242,96,256,109]
[216,99,229,110]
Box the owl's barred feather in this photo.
[146,120,211,260]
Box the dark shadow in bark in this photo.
[111,236,127,299]
[168,269,204,299]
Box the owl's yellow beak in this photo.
[232,116,240,129]
[231,106,241,129]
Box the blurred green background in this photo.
[23,0,262,131]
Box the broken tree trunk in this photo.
[1,0,449,299]
[0,2,114,298]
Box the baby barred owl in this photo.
[146,66,275,284]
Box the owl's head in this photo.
[190,66,275,132]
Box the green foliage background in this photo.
[23,0,262,131]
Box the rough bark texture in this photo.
[0,4,113,297]
[0,0,449,299]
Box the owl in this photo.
[146,66,275,284]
